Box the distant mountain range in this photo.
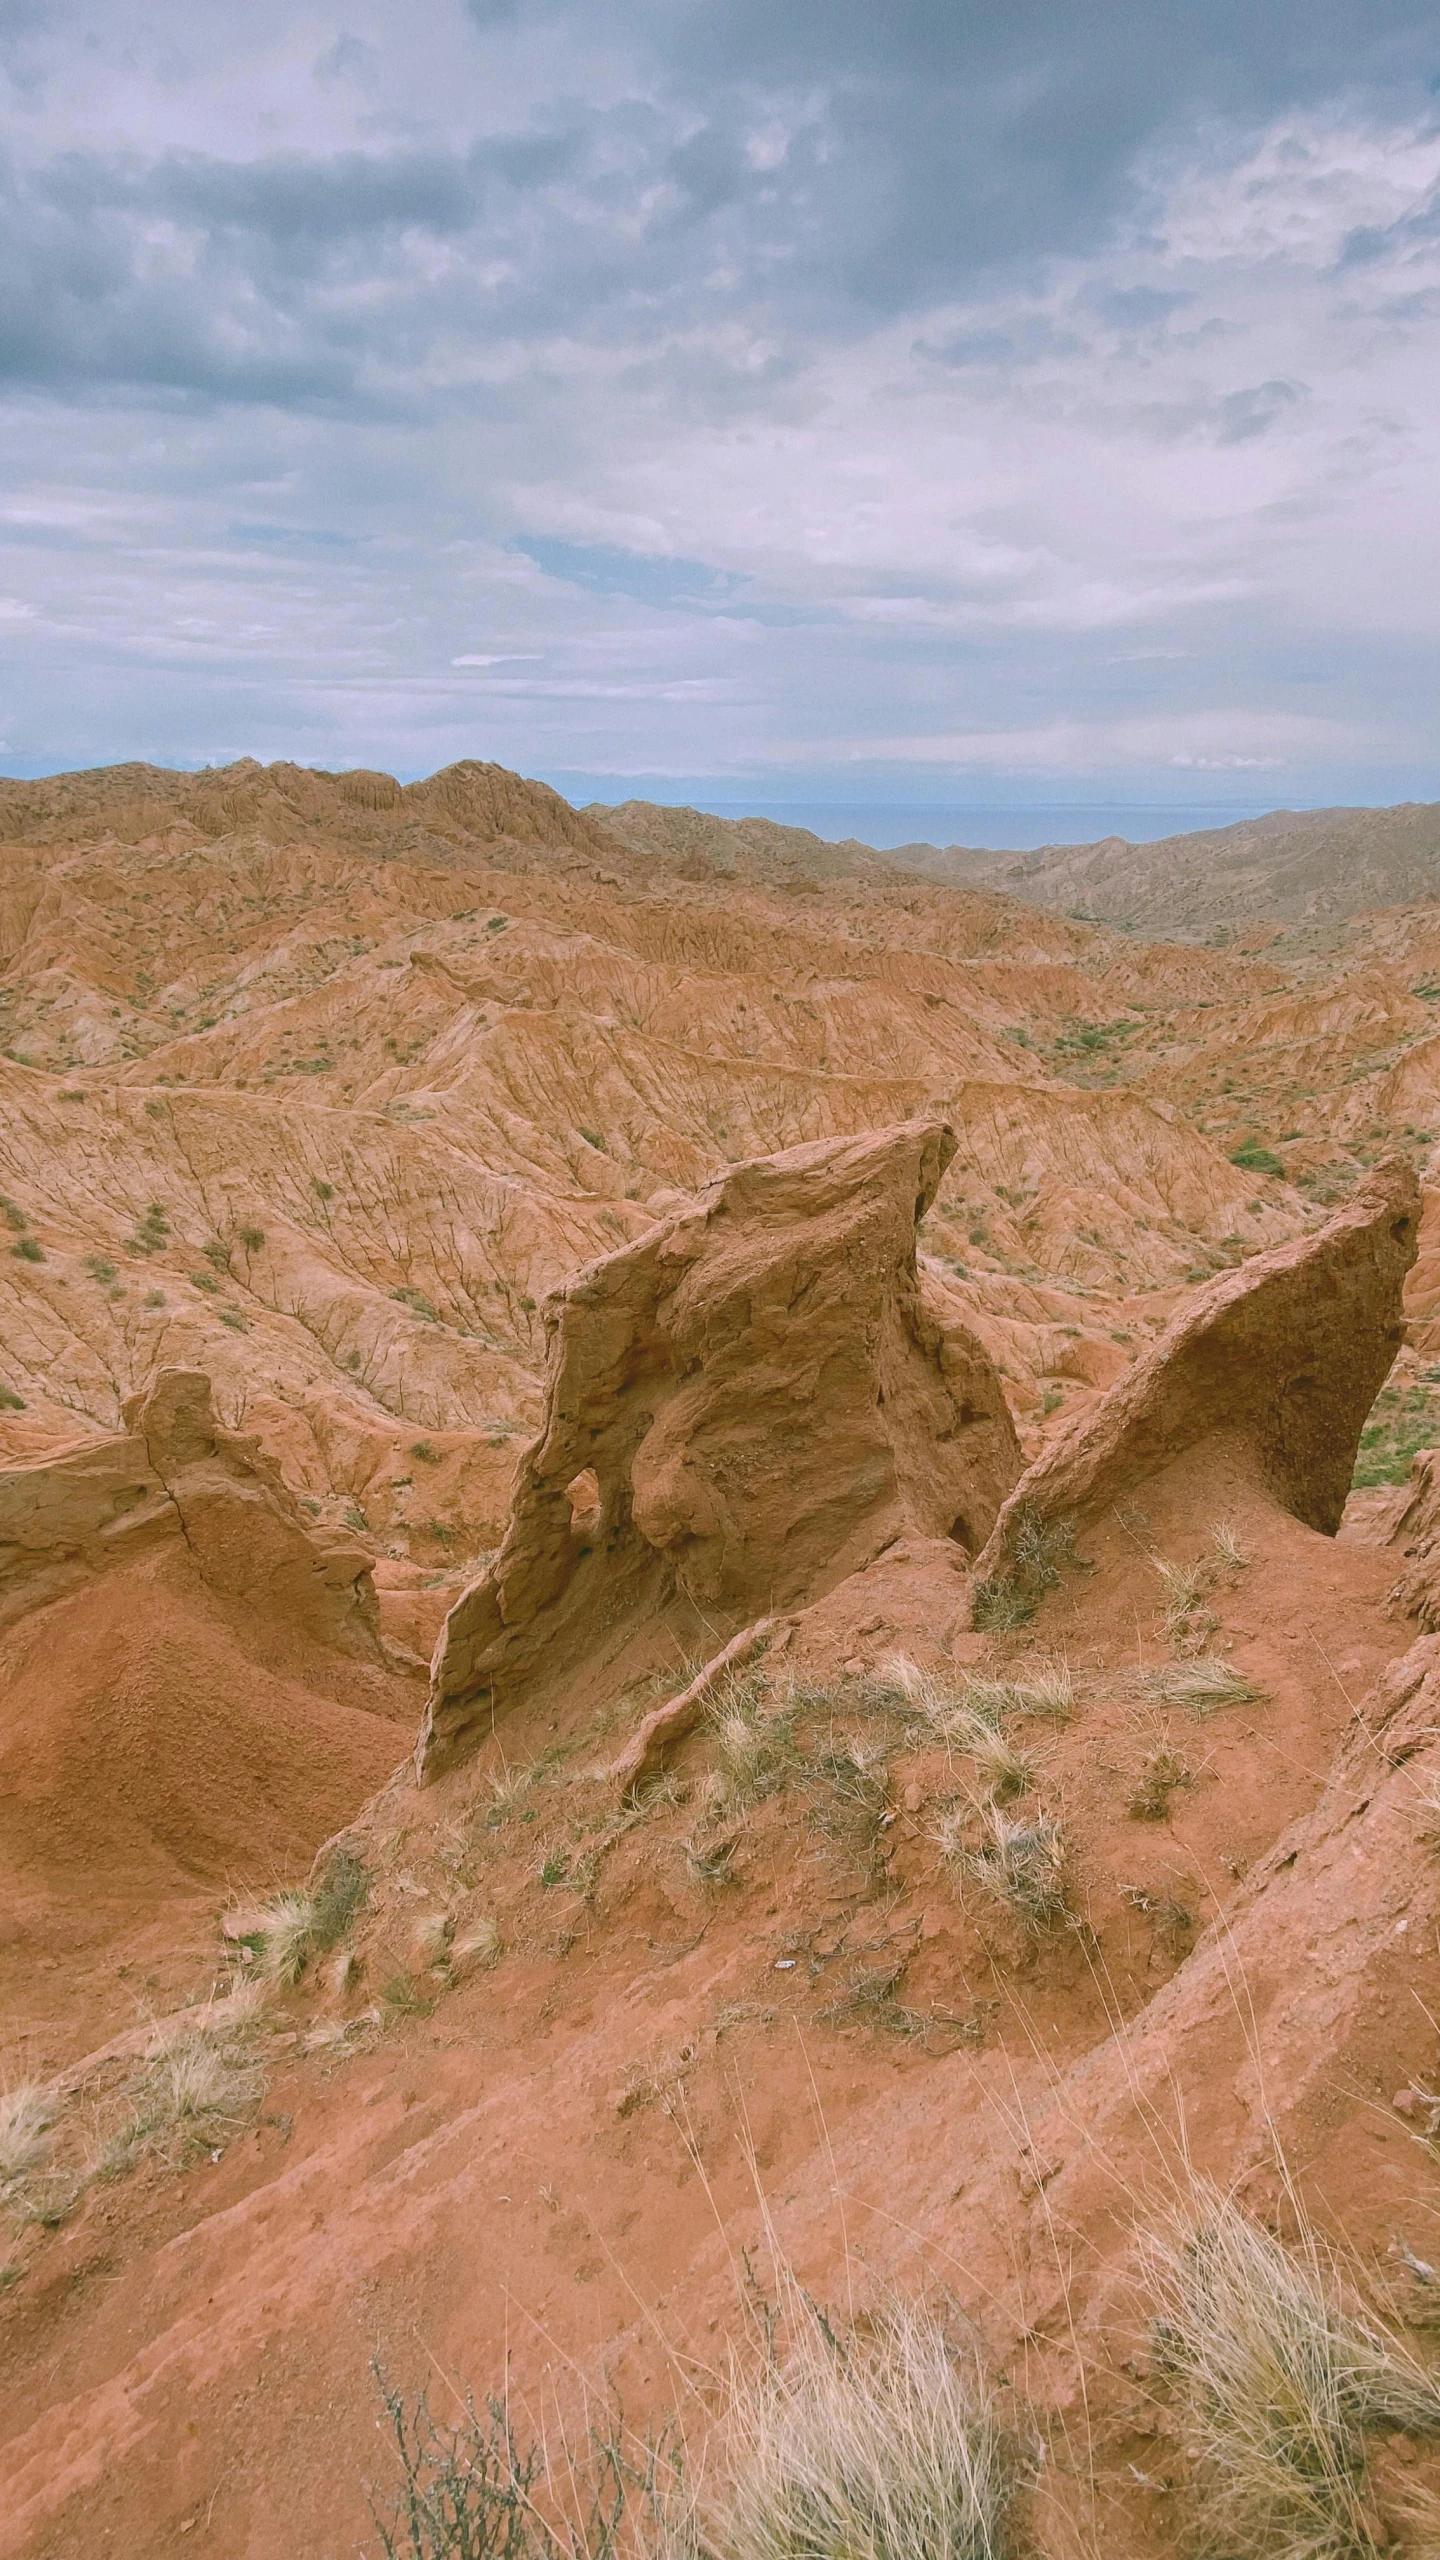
[591,796,1440,940]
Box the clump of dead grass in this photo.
[1127,1742,1195,1821]
[706,1677,798,1813]
[1152,1555,1219,1655]
[98,1996,267,2178]
[716,2286,1025,2560]
[1211,1520,1250,1572]
[1137,1657,1263,1715]
[240,1848,370,1985]
[939,1804,1070,1930]
[366,2278,1025,2560]
[970,1509,1080,1632]
[1144,2180,1440,2559]
[0,2082,51,2194]
[885,1656,1075,1744]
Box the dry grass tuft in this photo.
[241,1849,370,1984]
[1145,2181,1440,2559]
[101,2005,267,2174]
[484,1762,534,1825]
[970,1510,1079,1633]
[962,1725,1036,1806]
[1137,1657,1263,1715]
[959,1666,1076,1727]
[941,1804,1070,1930]
[716,2288,1024,2560]
[1152,1555,1219,1654]
[451,1915,502,1972]
[366,2278,1023,2560]
[1211,1520,1250,1572]
[0,2082,51,2192]
[707,1677,798,1812]
[1127,1743,1195,1822]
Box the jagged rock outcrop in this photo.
[128,1369,383,1658]
[417,1120,1023,1779]
[970,1158,1420,1602]
[0,1367,382,1655]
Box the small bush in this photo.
[10,1235,44,1262]
[0,1382,25,1412]
[1229,1139,1285,1178]
[83,1252,117,1283]
[369,2370,539,2560]
[0,1198,25,1232]
[368,2367,684,2560]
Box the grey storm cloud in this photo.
[0,0,1432,414]
[0,0,1436,798]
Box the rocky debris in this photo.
[970,1157,1419,1604]
[128,1369,384,1659]
[417,1119,1022,1780]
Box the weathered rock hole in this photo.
[948,1514,973,1551]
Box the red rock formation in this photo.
[418,1119,1022,1778]
[128,1369,383,1659]
[970,1158,1419,1608]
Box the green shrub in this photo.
[1228,1139,1284,1178]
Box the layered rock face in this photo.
[418,1119,1021,1778]
[971,1157,1420,1602]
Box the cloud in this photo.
[0,0,1434,804]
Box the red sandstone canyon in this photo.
[9,760,1440,2556]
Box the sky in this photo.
[0,0,1437,824]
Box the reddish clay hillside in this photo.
[8,763,1440,2560]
